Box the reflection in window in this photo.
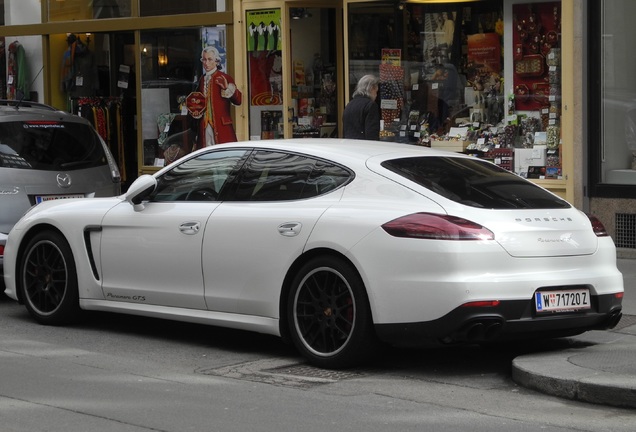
[232,151,351,201]
[153,149,246,202]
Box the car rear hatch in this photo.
[464,208,599,257]
[367,153,600,258]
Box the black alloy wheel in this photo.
[20,231,80,325]
[288,256,376,369]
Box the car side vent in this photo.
[615,213,636,249]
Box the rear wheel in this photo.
[287,256,376,369]
[19,231,80,325]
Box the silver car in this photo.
[0,100,121,278]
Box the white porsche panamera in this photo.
[3,139,624,368]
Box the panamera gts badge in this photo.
[57,173,72,188]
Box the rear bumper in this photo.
[375,293,624,347]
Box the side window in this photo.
[307,160,352,195]
[152,149,247,202]
[230,150,352,201]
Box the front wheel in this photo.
[19,231,80,325]
[287,256,376,369]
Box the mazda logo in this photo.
[57,173,72,188]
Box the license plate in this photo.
[535,289,591,313]
[36,194,84,204]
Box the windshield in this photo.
[0,120,106,170]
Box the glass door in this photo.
[245,7,285,140]
[289,6,340,139]
[244,2,341,141]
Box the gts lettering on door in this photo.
[106,292,147,302]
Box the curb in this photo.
[512,344,636,409]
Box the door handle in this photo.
[179,221,201,235]
[278,222,302,237]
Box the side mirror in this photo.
[125,174,157,206]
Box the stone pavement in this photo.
[512,259,636,409]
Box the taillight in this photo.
[587,214,609,237]
[461,300,501,307]
[382,213,495,240]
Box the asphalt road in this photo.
[1,291,635,432]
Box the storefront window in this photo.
[347,1,562,180]
[52,31,137,188]
[290,8,338,139]
[141,26,239,167]
[48,0,131,20]
[245,7,338,141]
[596,0,636,186]
[246,9,283,140]
[5,0,42,25]
[140,0,224,17]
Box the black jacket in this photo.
[343,95,380,140]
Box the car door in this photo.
[201,150,351,318]
[99,149,248,309]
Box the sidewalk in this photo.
[511,259,636,409]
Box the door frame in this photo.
[239,0,344,140]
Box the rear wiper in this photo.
[59,159,102,169]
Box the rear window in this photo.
[0,120,106,170]
[382,156,570,209]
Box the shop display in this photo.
[347,1,562,181]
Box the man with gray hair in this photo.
[343,74,380,140]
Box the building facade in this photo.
[0,0,634,256]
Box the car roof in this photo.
[0,100,85,123]
[196,138,472,167]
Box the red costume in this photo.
[197,69,242,147]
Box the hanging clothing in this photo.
[74,97,127,182]
[7,41,30,100]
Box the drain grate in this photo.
[198,358,364,389]
[615,213,636,249]
[263,364,363,381]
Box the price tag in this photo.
[477,138,486,145]
[413,84,419,91]
[76,75,84,87]
[542,108,549,114]
[432,83,439,90]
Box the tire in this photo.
[19,231,80,325]
[287,256,376,369]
